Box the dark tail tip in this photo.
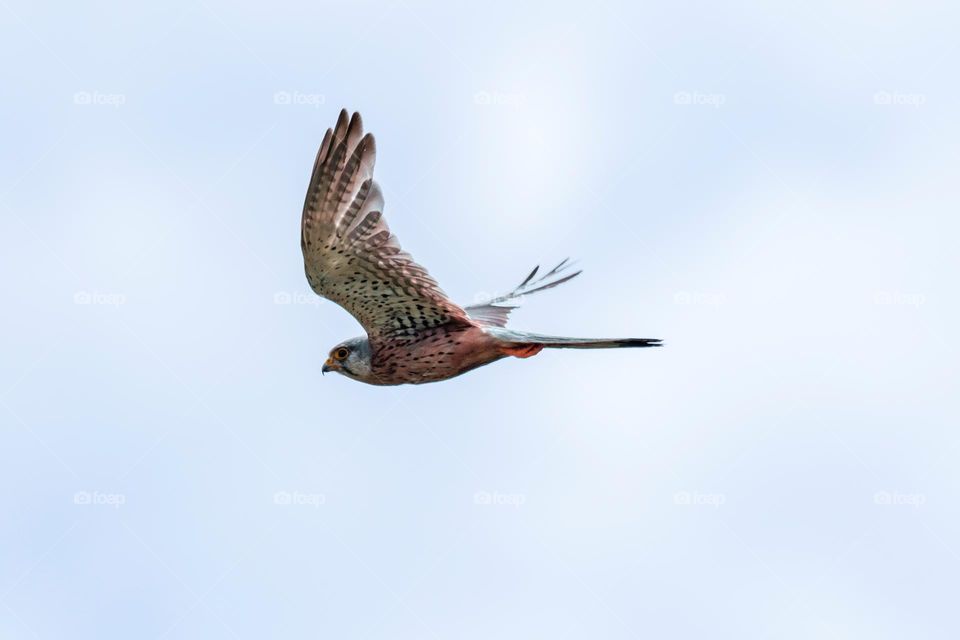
[617,338,662,348]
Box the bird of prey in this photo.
[301,109,661,385]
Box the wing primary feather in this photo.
[518,265,539,289]
[338,179,384,240]
[464,258,582,327]
[541,257,570,279]
[336,179,372,238]
[333,109,350,143]
[315,128,334,170]
[522,269,581,295]
[346,112,364,152]
[347,210,383,245]
[328,133,372,224]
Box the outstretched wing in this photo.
[301,109,471,339]
[464,259,581,327]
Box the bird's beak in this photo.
[322,358,333,375]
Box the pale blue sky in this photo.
[1,1,958,638]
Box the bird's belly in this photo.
[371,327,504,384]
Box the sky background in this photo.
[1,1,958,638]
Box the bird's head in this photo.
[322,337,372,380]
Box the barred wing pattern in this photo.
[301,110,471,339]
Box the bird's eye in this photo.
[334,348,349,360]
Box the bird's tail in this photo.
[486,327,662,358]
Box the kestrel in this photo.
[301,109,661,386]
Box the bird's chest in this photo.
[371,326,499,384]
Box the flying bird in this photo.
[301,109,661,385]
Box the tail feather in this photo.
[536,336,662,349]
[488,327,662,351]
